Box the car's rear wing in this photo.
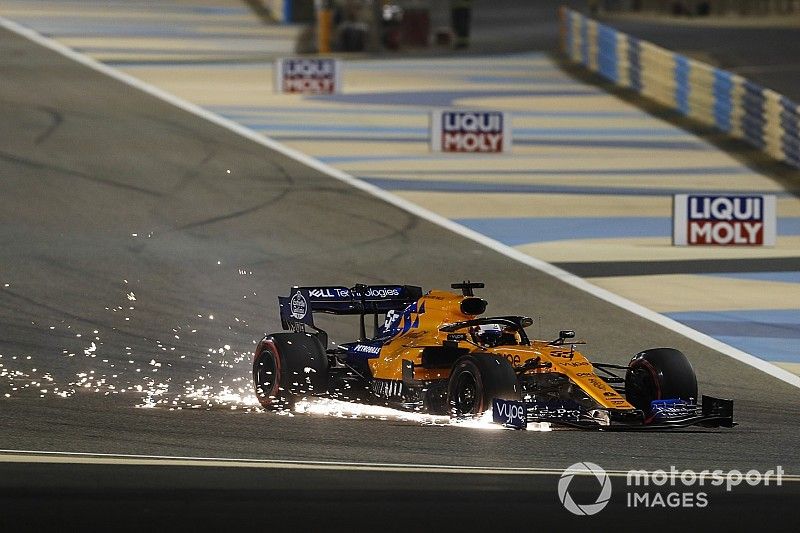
[279,284,423,332]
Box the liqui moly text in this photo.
[275,58,340,94]
[431,110,512,153]
[673,194,776,246]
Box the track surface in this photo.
[1,21,799,529]
[1,453,797,530]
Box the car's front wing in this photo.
[491,395,735,430]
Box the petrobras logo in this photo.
[275,58,340,94]
[673,194,776,246]
[363,287,401,298]
[353,344,381,355]
[431,110,512,153]
[308,288,350,299]
[290,291,307,319]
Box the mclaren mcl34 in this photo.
[252,282,734,430]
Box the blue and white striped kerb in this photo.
[559,7,800,170]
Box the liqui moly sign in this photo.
[430,110,512,153]
[673,194,776,246]
[274,58,341,94]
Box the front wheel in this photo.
[625,348,698,415]
[253,332,328,410]
[447,354,520,418]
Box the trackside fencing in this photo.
[559,7,800,169]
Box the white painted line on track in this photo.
[2,450,798,480]
[1,15,798,391]
[0,449,609,475]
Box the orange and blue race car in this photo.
[253,282,735,430]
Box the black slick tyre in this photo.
[253,332,328,410]
[447,354,520,418]
[625,348,698,414]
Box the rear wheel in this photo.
[253,333,328,410]
[625,348,698,414]
[447,354,520,418]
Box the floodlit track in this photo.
[0,12,799,530]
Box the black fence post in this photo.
[450,0,472,49]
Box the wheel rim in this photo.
[453,370,479,415]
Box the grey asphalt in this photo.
[1,19,799,530]
[1,458,797,531]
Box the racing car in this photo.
[252,282,734,430]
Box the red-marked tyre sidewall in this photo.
[253,333,328,411]
[253,339,283,410]
[625,348,698,415]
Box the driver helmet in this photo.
[473,323,503,347]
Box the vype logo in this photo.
[431,111,511,153]
[492,398,527,429]
[275,58,340,94]
[673,194,776,246]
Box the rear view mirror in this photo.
[559,330,575,340]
